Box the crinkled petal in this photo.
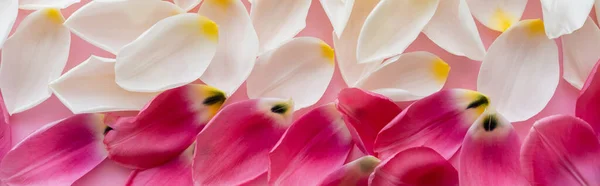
[374,89,489,160]
[356,0,439,63]
[0,0,17,49]
[19,0,79,10]
[319,156,380,186]
[0,8,71,114]
[477,19,559,122]
[0,114,107,186]
[465,0,527,32]
[576,60,600,136]
[115,13,219,92]
[320,0,354,37]
[193,99,293,185]
[540,0,594,39]
[250,0,311,53]
[126,148,193,186]
[562,17,600,90]
[246,37,335,110]
[521,115,600,185]
[174,0,201,11]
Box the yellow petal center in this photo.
[431,57,450,84]
[320,41,335,65]
[199,16,219,43]
[492,9,514,32]
[45,8,65,24]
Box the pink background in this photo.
[4,0,593,185]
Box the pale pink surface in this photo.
[1,0,591,184]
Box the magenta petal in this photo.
[104,84,226,169]
[269,103,353,186]
[0,96,9,160]
[369,147,458,186]
[319,155,380,186]
[576,60,600,136]
[336,88,402,155]
[0,114,107,186]
[192,98,293,185]
[521,115,600,185]
[126,149,193,186]
[374,89,489,160]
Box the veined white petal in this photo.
[541,0,594,39]
[175,0,202,11]
[65,0,184,54]
[115,13,219,92]
[250,0,311,53]
[562,17,600,90]
[0,8,71,115]
[423,0,485,61]
[356,0,439,64]
[465,0,527,32]
[50,56,159,114]
[246,37,335,110]
[356,52,450,101]
[0,0,18,49]
[477,19,559,122]
[320,0,354,37]
[199,0,259,96]
[19,0,79,9]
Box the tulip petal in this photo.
[356,0,439,64]
[374,89,489,160]
[250,0,311,53]
[126,148,193,186]
[175,0,201,11]
[104,84,226,169]
[19,0,79,10]
[246,37,335,110]
[596,1,600,25]
[356,52,450,101]
[459,110,528,186]
[0,96,9,161]
[192,99,293,185]
[369,147,459,186]
[0,8,70,114]
[562,17,600,90]
[336,88,401,155]
[423,0,485,61]
[521,115,600,185]
[0,0,17,49]
[198,0,259,95]
[319,156,380,186]
[477,19,559,122]
[576,60,600,136]
[540,0,594,39]
[65,0,184,54]
[320,0,354,37]
[0,114,107,186]
[269,103,353,186]
[115,13,219,92]
[465,0,527,32]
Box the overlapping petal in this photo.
[562,17,600,90]
[320,0,354,37]
[0,0,17,49]
[576,60,600,136]
[465,0,527,32]
[319,155,380,186]
[174,0,202,11]
[540,0,594,39]
[250,0,312,53]
[0,96,9,161]
[19,0,79,10]
[126,148,194,186]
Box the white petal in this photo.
[198,0,259,95]
[356,0,439,64]
[65,0,184,54]
[50,56,159,114]
[0,0,17,49]
[250,0,311,53]
[19,0,79,10]
[320,0,354,37]
[175,0,202,11]
[477,19,559,122]
[423,0,485,61]
[356,52,449,101]
[115,13,219,92]
[0,8,71,114]
[465,0,527,32]
[246,37,335,109]
[561,17,600,90]
[541,0,594,39]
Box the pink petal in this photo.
[369,147,458,186]
[0,114,107,186]
[576,59,600,136]
[192,98,293,185]
[126,148,193,186]
[319,155,380,186]
[374,89,489,160]
[104,84,227,169]
[336,88,402,155]
[521,115,600,185]
[268,103,353,186]
[0,96,9,160]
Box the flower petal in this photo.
[115,13,219,92]
[423,0,486,61]
[174,0,201,11]
[268,103,353,186]
[126,148,193,186]
[192,98,293,185]
[465,0,527,32]
[369,147,459,186]
[250,0,311,53]
[576,60,600,136]
[65,0,184,54]
[374,89,489,160]
[198,0,259,95]
[319,155,380,186]
[356,51,450,101]
[104,84,226,169]
[0,96,9,161]
[336,88,401,155]
[459,110,528,186]
[0,8,71,114]
[356,0,439,64]
[320,0,354,37]
[0,114,107,186]
[0,0,17,49]
[521,115,600,185]
[477,19,559,122]
[246,37,335,110]
[19,0,79,10]
[561,17,600,90]
[540,0,594,39]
